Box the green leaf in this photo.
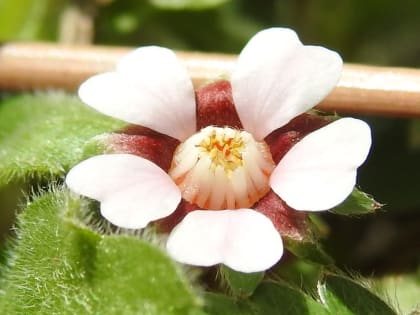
[284,237,334,265]
[93,235,204,315]
[219,265,264,297]
[332,188,382,216]
[149,0,230,10]
[0,0,65,40]
[0,93,124,187]
[205,280,330,315]
[373,273,420,315]
[318,274,397,315]
[251,281,329,315]
[204,293,253,315]
[274,259,323,294]
[0,190,100,313]
[0,190,203,314]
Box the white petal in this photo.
[270,118,371,211]
[166,209,283,273]
[232,27,343,140]
[66,154,181,228]
[79,46,196,141]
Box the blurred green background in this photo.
[0,0,419,275]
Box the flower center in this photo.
[169,126,275,209]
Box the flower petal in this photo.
[66,154,181,228]
[79,46,196,141]
[231,27,342,140]
[270,118,372,211]
[166,209,283,273]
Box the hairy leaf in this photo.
[284,237,334,265]
[0,93,124,187]
[332,188,382,216]
[251,281,329,315]
[0,190,203,314]
[204,293,253,315]
[318,274,397,315]
[373,273,420,315]
[219,265,264,297]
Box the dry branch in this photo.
[1,42,420,117]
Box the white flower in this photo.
[66,28,371,273]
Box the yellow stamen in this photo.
[198,129,244,174]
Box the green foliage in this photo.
[0,93,124,187]
[150,0,230,10]
[219,265,264,297]
[251,281,329,315]
[0,0,65,40]
[274,259,324,293]
[204,293,253,315]
[0,1,418,313]
[0,190,203,314]
[0,187,398,315]
[92,236,203,315]
[332,188,382,215]
[318,274,398,315]
[204,280,330,315]
[373,273,420,315]
[284,238,334,265]
[206,277,400,315]
[95,0,259,53]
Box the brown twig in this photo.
[1,42,420,117]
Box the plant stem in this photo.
[1,42,420,117]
